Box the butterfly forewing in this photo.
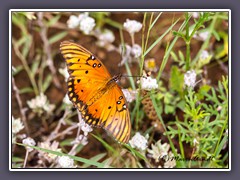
[60,41,131,143]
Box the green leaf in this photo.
[91,134,117,154]
[149,12,162,30]
[42,74,53,92]
[45,14,61,27]
[197,85,211,100]
[31,56,41,75]
[12,65,24,76]
[49,31,68,44]
[16,142,109,168]
[59,138,74,147]
[178,50,185,62]
[124,144,147,162]
[19,87,34,94]
[82,153,106,168]
[12,156,24,163]
[144,18,179,57]
[164,104,175,114]
[170,51,178,62]
[169,66,184,95]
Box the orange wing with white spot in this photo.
[60,41,131,143]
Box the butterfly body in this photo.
[60,41,131,143]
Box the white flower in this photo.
[58,156,75,168]
[98,29,115,44]
[81,123,93,136]
[147,140,176,168]
[131,44,142,58]
[163,152,176,168]
[22,137,36,152]
[144,58,158,72]
[71,134,89,146]
[12,134,16,144]
[225,129,228,136]
[191,12,200,19]
[140,76,158,90]
[63,94,72,105]
[122,89,137,103]
[184,70,197,88]
[12,66,16,73]
[129,132,148,151]
[147,140,170,162]
[12,116,24,134]
[79,13,95,35]
[123,19,142,35]
[190,12,203,19]
[198,31,209,41]
[38,141,62,162]
[59,67,69,82]
[67,15,80,29]
[78,116,93,136]
[217,106,222,111]
[200,50,210,60]
[193,138,199,146]
[96,29,115,51]
[27,93,55,115]
[193,31,209,41]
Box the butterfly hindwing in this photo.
[60,41,131,143]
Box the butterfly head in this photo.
[112,74,122,83]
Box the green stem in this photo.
[12,39,39,95]
[185,12,191,71]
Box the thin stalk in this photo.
[144,13,154,53]
[185,12,191,71]
[140,13,147,76]
[23,150,29,168]
[12,77,30,134]
[12,39,39,95]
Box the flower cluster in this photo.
[184,70,197,88]
[12,116,24,143]
[67,13,95,35]
[12,116,24,134]
[63,94,72,106]
[147,140,176,168]
[144,58,158,72]
[118,19,143,65]
[59,67,69,82]
[190,12,203,19]
[193,31,209,41]
[22,137,36,152]
[58,156,75,168]
[95,28,115,51]
[38,141,62,163]
[123,19,142,35]
[129,132,148,151]
[139,76,158,90]
[79,116,93,136]
[27,93,55,115]
[122,89,137,103]
[118,44,142,66]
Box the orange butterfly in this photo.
[60,41,131,143]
